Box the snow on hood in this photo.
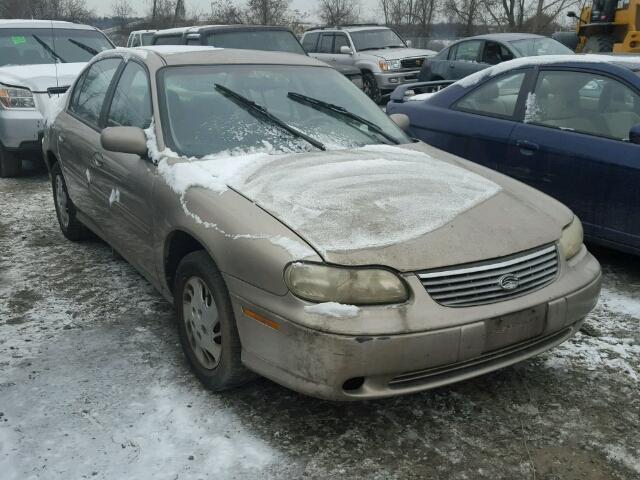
[0,62,86,91]
[406,92,436,102]
[361,47,436,60]
[158,144,501,254]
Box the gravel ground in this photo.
[1,171,638,480]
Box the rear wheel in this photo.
[0,144,22,178]
[51,162,91,241]
[583,35,615,53]
[363,71,383,104]
[175,251,253,391]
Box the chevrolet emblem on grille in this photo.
[498,274,520,291]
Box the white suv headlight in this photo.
[285,262,409,305]
[378,59,402,71]
[0,85,35,109]
[559,216,583,260]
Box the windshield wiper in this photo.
[68,38,99,56]
[385,45,405,48]
[32,34,67,63]
[287,92,400,145]
[214,84,325,151]
[357,47,383,51]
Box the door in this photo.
[313,33,337,66]
[447,40,483,80]
[59,57,122,225]
[332,33,354,66]
[96,60,157,278]
[449,69,529,170]
[506,68,640,249]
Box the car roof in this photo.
[306,25,390,33]
[0,19,97,30]
[456,54,640,87]
[461,32,545,42]
[130,30,157,35]
[126,45,329,67]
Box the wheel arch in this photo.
[45,150,58,174]
[164,229,219,295]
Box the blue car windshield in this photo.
[509,38,573,56]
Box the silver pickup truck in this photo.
[0,20,112,177]
[302,25,436,103]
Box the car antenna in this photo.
[50,19,59,91]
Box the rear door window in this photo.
[69,58,121,129]
[302,32,319,52]
[455,71,526,118]
[454,40,481,62]
[528,70,640,140]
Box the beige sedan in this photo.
[42,46,601,400]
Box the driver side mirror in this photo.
[389,113,410,132]
[567,11,577,18]
[339,45,353,55]
[101,126,148,157]
[629,124,640,144]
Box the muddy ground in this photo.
[1,171,638,480]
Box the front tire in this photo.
[363,71,383,104]
[175,251,253,391]
[51,162,90,241]
[0,144,22,178]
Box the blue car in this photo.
[387,55,640,255]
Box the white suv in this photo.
[0,20,113,177]
[302,25,436,103]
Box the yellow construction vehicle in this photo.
[566,0,639,53]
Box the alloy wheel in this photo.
[182,276,222,370]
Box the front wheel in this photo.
[175,251,253,391]
[0,144,22,178]
[583,35,614,53]
[363,71,383,104]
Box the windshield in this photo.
[350,29,405,51]
[509,38,573,56]
[159,65,409,158]
[204,30,306,55]
[0,28,113,66]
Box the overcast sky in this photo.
[87,0,382,22]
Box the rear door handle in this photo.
[515,140,539,155]
[92,152,104,167]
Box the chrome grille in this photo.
[418,245,559,307]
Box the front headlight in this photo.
[0,85,35,109]
[285,262,409,305]
[559,216,583,260]
[378,59,402,71]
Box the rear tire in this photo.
[583,35,615,53]
[51,162,91,241]
[363,71,383,104]
[0,144,22,178]
[175,250,253,392]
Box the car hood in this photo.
[360,47,436,60]
[160,143,572,271]
[0,63,86,92]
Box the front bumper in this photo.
[0,108,43,149]
[375,70,421,91]
[227,246,601,400]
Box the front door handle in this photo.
[515,140,539,155]
[92,152,104,167]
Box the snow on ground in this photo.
[1,173,639,480]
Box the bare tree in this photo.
[318,0,360,25]
[245,0,291,25]
[379,0,437,36]
[113,0,133,29]
[210,0,245,23]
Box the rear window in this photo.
[509,38,573,56]
[153,35,182,45]
[302,32,319,52]
[0,28,113,66]
[204,30,305,55]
